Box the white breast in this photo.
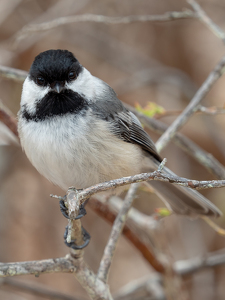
[18,112,144,191]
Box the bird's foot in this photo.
[64,225,90,250]
[59,198,87,220]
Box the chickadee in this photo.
[18,50,222,240]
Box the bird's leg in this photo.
[64,224,90,250]
[59,189,91,249]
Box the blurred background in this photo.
[0,0,225,299]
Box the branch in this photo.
[107,195,158,232]
[97,184,139,283]
[113,275,165,300]
[71,258,113,300]
[0,256,74,277]
[174,250,225,276]
[156,55,225,152]
[197,105,225,115]
[0,65,27,82]
[188,0,225,43]
[50,161,225,283]
[15,10,196,42]
[53,191,113,299]
[153,106,225,119]
[0,255,112,300]
[88,197,164,273]
[56,163,225,209]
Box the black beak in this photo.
[51,81,65,93]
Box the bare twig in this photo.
[174,249,225,276]
[0,65,27,82]
[188,0,225,43]
[88,197,164,273]
[71,258,113,300]
[172,134,225,180]
[156,55,225,152]
[0,256,75,277]
[97,184,139,283]
[113,275,165,300]
[57,166,225,210]
[0,255,112,300]
[108,196,158,233]
[15,10,196,42]
[153,106,225,119]
[53,191,112,298]
[197,105,225,115]
[2,245,225,281]
[201,216,225,236]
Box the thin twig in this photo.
[88,196,165,273]
[58,165,225,209]
[0,256,75,277]
[0,65,27,82]
[174,250,225,276]
[188,0,225,43]
[58,191,112,298]
[197,105,225,115]
[15,10,196,42]
[108,195,158,232]
[113,275,165,300]
[0,255,112,299]
[97,184,139,283]
[71,257,113,300]
[1,248,225,281]
[156,55,225,153]
[154,106,225,119]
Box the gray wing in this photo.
[90,83,161,161]
[110,109,162,162]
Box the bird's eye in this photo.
[68,71,76,81]
[36,76,45,86]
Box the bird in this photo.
[18,49,222,248]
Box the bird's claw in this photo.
[64,225,90,249]
[59,199,87,220]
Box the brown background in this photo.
[0,0,225,299]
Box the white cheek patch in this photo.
[66,68,106,102]
[21,77,50,114]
